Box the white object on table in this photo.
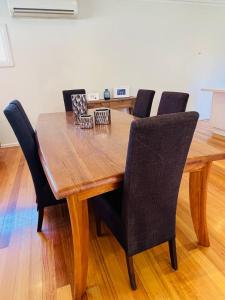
[88,92,100,101]
[114,87,130,98]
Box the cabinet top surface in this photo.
[202,88,225,93]
[88,97,135,104]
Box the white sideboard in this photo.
[202,88,225,136]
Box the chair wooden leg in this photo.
[168,237,178,270]
[96,216,103,236]
[128,107,133,115]
[37,207,44,232]
[126,255,137,290]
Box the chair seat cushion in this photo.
[92,188,125,247]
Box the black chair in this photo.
[133,89,155,118]
[93,111,199,290]
[62,89,86,111]
[4,100,65,232]
[157,91,189,115]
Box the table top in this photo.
[36,110,225,200]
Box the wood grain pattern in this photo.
[36,109,225,200]
[87,97,136,112]
[189,162,212,247]
[1,146,225,299]
[36,109,130,200]
[57,285,72,300]
[67,195,89,300]
[0,152,24,248]
[36,111,225,299]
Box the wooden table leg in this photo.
[189,162,212,247]
[67,195,89,300]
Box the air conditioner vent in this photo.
[8,0,78,18]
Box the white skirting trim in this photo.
[0,142,19,148]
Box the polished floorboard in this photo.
[0,145,225,299]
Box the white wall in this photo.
[1,0,225,145]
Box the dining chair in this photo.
[62,89,86,111]
[93,111,199,290]
[157,91,189,115]
[133,89,155,118]
[4,100,65,232]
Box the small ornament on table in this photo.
[80,114,94,129]
[104,89,111,100]
[71,94,88,124]
[94,108,111,125]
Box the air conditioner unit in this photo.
[8,0,78,18]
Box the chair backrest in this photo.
[157,91,189,115]
[122,111,199,256]
[133,89,155,118]
[62,89,86,111]
[4,100,47,196]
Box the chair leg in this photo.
[168,237,178,270]
[128,107,133,115]
[37,207,44,232]
[126,255,137,290]
[96,216,103,236]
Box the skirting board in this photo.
[0,142,19,148]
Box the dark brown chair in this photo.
[157,91,189,115]
[93,111,199,290]
[133,89,155,118]
[4,100,65,232]
[63,89,86,111]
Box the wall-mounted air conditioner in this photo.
[8,0,78,18]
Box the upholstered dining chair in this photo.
[62,89,86,111]
[4,100,65,232]
[157,91,189,115]
[133,89,155,118]
[93,111,199,290]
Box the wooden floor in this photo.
[1,145,225,299]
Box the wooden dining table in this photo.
[36,109,225,300]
